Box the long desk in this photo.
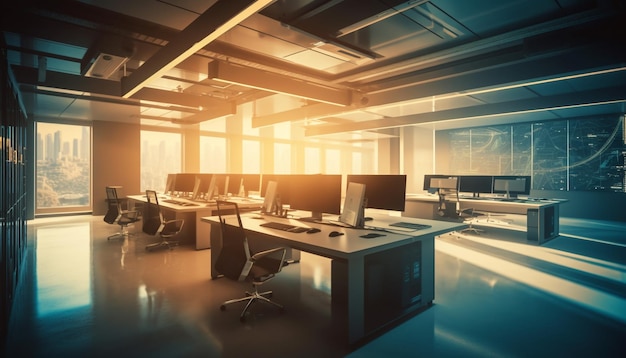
[404,194,564,243]
[201,211,465,345]
[127,195,262,249]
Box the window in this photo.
[141,130,181,192]
[36,122,91,213]
[274,143,291,173]
[242,140,260,173]
[304,147,320,174]
[200,136,227,173]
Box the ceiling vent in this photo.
[81,36,134,79]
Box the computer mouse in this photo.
[329,231,344,237]
[306,228,321,234]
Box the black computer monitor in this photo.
[214,174,230,196]
[288,174,342,221]
[458,175,493,197]
[260,174,293,204]
[240,174,261,192]
[172,173,196,194]
[492,175,531,198]
[346,174,407,211]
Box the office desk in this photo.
[127,195,262,249]
[404,194,563,243]
[201,211,465,345]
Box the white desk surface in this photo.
[127,194,262,212]
[202,211,466,260]
[406,193,565,208]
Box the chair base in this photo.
[220,289,284,322]
[145,239,178,251]
[107,227,134,240]
[459,227,484,235]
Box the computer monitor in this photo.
[288,174,342,221]
[492,176,531,198]
[458,175,493,197]
[260,174,293,204]
[191,176,202,200]
[346,174,407,211]
[339,182,366,228]
[428,176,458,190]
[164,173,176,195]
[423,174,451,192]
[205,175,217,201]
[214,174,230,197]
[261,180,278,215]
[240,174,261,193]
[173,173,196,194]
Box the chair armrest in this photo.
[250,247,287,262]
[121,209,139,220]
[163,218,184,231]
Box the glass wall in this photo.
[200,136,227,173]
[140,130,181,192]
[36,122,91,213]
[442,115,625,192]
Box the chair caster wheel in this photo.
[220,305,226,311]
[240,316,246,323]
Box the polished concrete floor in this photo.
[4,214,626,357]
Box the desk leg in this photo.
[347,256,365,344]
[209,221,222,279]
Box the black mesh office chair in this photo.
[215,200,287,322]
[143,190,184,251]
[104,186,140,240]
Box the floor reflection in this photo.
[4,215,626,357]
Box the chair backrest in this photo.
[104,186,121,224]
[143,190,163,235]
[214,201,251,281]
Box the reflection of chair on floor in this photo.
[104,186,140,240]
[215,200,287,322]
[143,190,184,251]
[458,207,484,235]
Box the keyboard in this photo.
[389,222,431,230]
[162,199,199,207]
[260,221,309,233]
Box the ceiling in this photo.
[2,0,626,138]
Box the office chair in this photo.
[104,186,140,240]
[215,200,287,322]
[457,207,484,235]
[143,190,184,251]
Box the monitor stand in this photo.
[298,211,323,223]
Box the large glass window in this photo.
[36,122,91,213]
[274,143,291,173]
[443,115,626,192]
[304,147,320,174]
[200,136,227,173]
[242,140,260,173]
[140,130,181,192]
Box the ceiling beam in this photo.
[365,43,626,107]
[305,86,626,135]
[11,65,230,109]
[11,65,120,96]
[208,60,353,106]
[252,102,349,127]
[130,87,231,109]
[121,0,274,98]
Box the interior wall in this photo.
[92,121,140,215]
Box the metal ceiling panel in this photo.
[2,0,624,134]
